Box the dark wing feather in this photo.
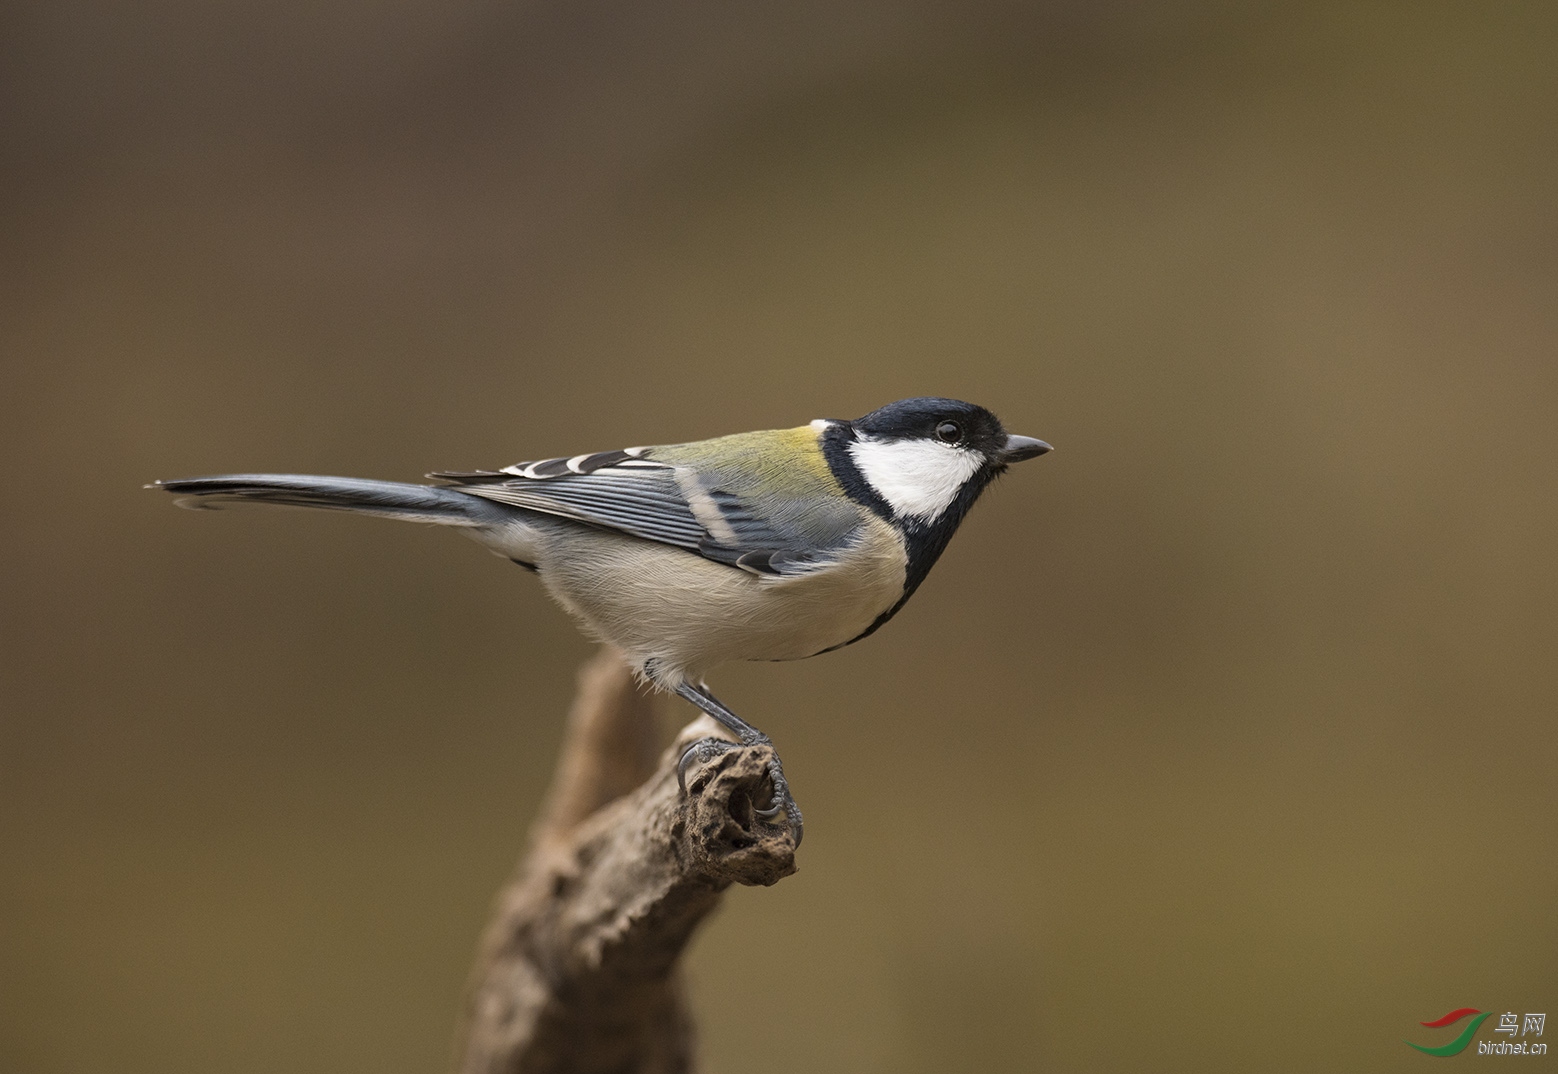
[695,543,826,576]
[431,449,851,576]
[443,466,706,550]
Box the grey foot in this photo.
[677,735,804,847]
[676,736,734,794]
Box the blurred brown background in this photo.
[3,1,1555,1071]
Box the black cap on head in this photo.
[851,397,1012,460]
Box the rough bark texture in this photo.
[455,648,799,1074]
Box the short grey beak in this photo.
[1002,434,1052,462]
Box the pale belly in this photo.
[530,521,907,685]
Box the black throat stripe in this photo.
[819,422,892,521]
[818,422,1004,650]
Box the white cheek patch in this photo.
[848,437,983,522]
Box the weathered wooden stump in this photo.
[455,649,799,1074]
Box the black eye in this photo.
[935,420,963,443]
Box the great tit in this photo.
[152,397,1051,844]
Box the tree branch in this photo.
[455,648,799,1074]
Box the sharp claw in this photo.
[678,736,737,794]
[755,762,803,846]
[676,741,702,795]
[677,738,804,848]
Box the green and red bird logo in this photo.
[1405,1009,1492,1056]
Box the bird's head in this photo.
[825,397,1051,528]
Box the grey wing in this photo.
[431,451,841,576]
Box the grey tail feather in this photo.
[148,473,486,525]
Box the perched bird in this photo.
[152,397,1051,843]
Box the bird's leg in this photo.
[673,681,803,846]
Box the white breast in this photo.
[848,437,982,522]
[529,518,908,686]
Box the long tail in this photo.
[150,473,492,526]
